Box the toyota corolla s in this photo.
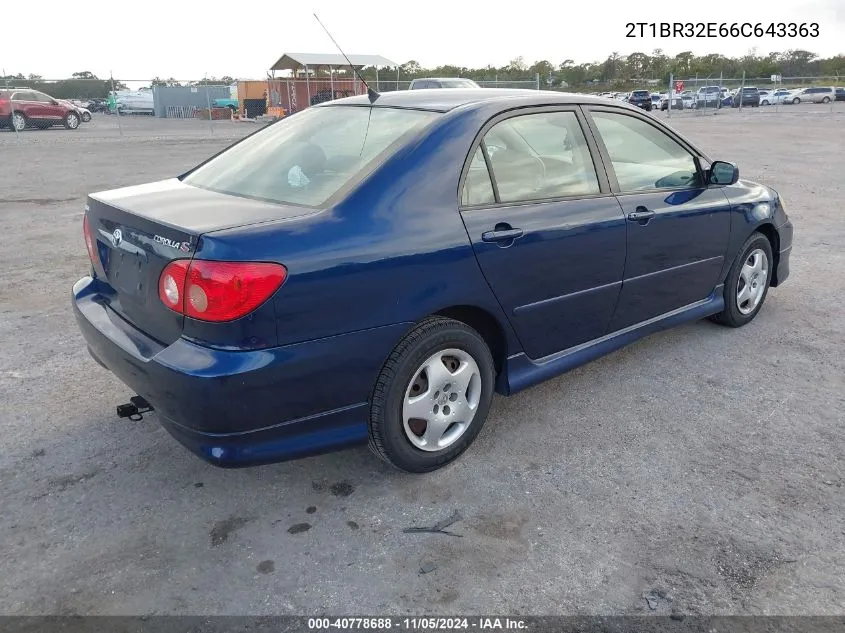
[73,89,793,473]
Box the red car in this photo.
[0,88,83,131]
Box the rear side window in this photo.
[471,111,600,204]
[461,148,495,206]
[182,106,439,207]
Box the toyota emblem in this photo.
[111,228,122,247]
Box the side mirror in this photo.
[709,160,739,186]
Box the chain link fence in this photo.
[3,69,841,141]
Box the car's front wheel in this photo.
[81,111,92,122]
[710,232,773,328]
[369,316,495,473]
[821,96,830,104]
[792,97,801,104]
[761,100,769,106]
[64,112,80,129]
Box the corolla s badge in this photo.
[111,229,122,247]
[154,234,192,253]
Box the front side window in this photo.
[182,106,438,207]
[478,111,600,204]
[591,111,700,192]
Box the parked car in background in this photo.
[73,89,793,472]
[627,89,653,111]
[61,99,92,122]
[695,86,722,108]
[660,94,684,111]
[114,90,155,115]
[650,94,661,109]
[680,92,695,109]
[409,78,480,89]
[0,89,83,131]
[835,87,845,102]
[761,89,791,105]
[786,87,835,104]
[732,87,761,108]
[85,98,110,113]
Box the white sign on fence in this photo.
[771,74,782,83]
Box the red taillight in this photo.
[158,260,287,322]
[83,214,98,266]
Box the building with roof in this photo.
[263,52,399,116]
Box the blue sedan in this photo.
[73,89,793,473]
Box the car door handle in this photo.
[482,227,524,243]
[627,207,655,224]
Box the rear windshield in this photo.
[182,106,439,207]
[631,91,649,97]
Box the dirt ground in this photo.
[0,108,843,616]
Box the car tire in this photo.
[64,112,80,129]
[10,111,27,131]
[368,316,496,473]
[792,98,800,104]
[709,232,774,328]
[81,112,91,122]
[821,96,830,104]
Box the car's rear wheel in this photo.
[761,100,769,105]
[10,112,27,131]
[710,232,773,328]
[64,112,80,129]
[81,111,92,122]
[821,96,830,104]
[792,97,801,104]
[368,316,495,473]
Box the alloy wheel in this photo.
[402,348,482,452]
[736,248,769,315]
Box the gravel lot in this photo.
[1,108,843,616]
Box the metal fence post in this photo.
[110,71,122,136]
[305,65,311,106]
[204,77,214,134]
[668,73,673,119]
[739,71,746,112]
[3,69,20,141]
[536,73,540,90]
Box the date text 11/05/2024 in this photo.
[626,22,820,38]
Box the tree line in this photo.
[3,49,843,99]
[365,49,844,88]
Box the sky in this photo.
[3,0,844,81]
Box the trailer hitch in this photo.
[116,396,154,421]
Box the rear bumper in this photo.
[72,276,409,467]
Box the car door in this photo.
[35,92,65,121]
[13,91,42,120]
[583,107,732,331]
[459,107,627,360]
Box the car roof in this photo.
[317,88,629,113]
[411,77,477,82]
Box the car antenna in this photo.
[313,13,380,103]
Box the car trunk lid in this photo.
[85,178,315,345]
